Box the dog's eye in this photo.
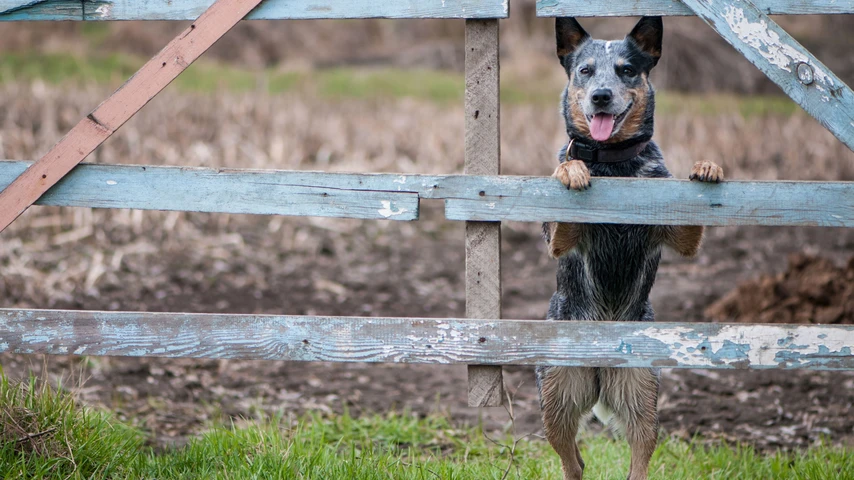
[579,66,591,76]
[621,66,637,76]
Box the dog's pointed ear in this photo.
[627,16,663,67]
[556,17,590,69]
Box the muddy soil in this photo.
[706,253,854,325]
[2,213,853,451]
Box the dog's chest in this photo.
[558,224,662,319]
[581,223,656,269]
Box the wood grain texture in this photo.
[464,19,503,408]
[465,20,500,178]
[679,0,854,152]
[465,222,501,320]
[0,0,509,21]
[0,162,419,220]
[2,162,851,227]
[2,309,853,370]
[0,0,263,234]
[537,0,854,17]
[443,176,854,227]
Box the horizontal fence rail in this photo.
[537,0,854,17]
[1,161,852,227]
[1,309,852,370]
[0,0,509,21]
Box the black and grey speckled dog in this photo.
[537,17,724,480]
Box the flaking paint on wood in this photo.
[537,0,854,17]
[0,0,509,20]
[680,0,854,152]
[1,162,851,227]
[1,309,852,370]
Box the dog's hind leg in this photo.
[538,366,598,480]
[598,368,660,480]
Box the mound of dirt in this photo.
[705,254,854,324]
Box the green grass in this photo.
[0,52,291,94]
[1,374,853,479]
[0,374,142,479]
[0,53,141,86]
[317,67,463,103]
[0,51,802,115]
[656,91,800,117]
[0,52,464,101]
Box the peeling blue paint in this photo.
[536,0,854,17]
[1,162,852,227]
[682,0,854,151]
[0,0,509,20]
[21,334,51,344]
[709,340,751,363]
[2,309,852,370]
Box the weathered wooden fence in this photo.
[0,0,853,409]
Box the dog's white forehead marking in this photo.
[605,41,612,54]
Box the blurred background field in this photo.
[1,0,854,459]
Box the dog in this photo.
[536,16,724,480]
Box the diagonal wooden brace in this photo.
[0,0,265,234]
[681,0,854,152]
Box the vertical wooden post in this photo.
[464,18,504,407]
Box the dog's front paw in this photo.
[689,161,724,183]
[554,160,591,191]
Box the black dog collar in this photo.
[566,138,650,163]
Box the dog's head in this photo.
[556,17,662,144]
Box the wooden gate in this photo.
[0,0,852,411]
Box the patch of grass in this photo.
[0,52,300,95]
[0,52,141,86]
[0,373,143,479]
[267,70,304,94]
[657,91,800,117]
[79,23,111,45]
[172,60,263,93]
[1,373,853,479]
[0,51,805,115]
[317,67,463,103]
[585,436,853,480]
[140,411,556,480]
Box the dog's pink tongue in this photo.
[590,113,615,142]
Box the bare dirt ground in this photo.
[707,253,854,325]
[2,222,853,452]
[2,84,854,451]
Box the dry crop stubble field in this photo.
[1,79,854,450]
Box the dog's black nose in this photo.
[591,89,612,107]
